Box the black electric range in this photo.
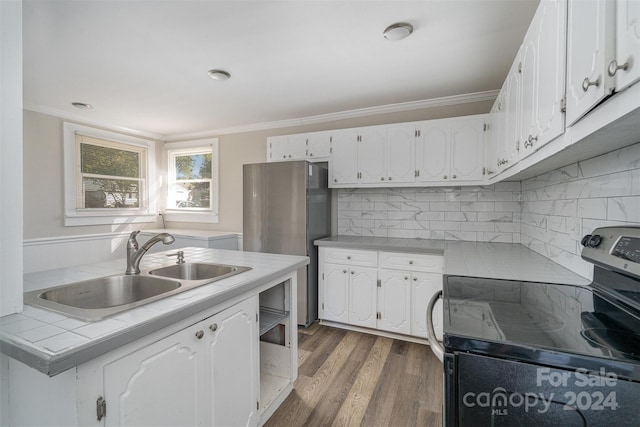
[438,226,640,426]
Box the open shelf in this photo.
[259,307,289,336]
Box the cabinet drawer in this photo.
[322,247,377,267]
[378,251,443,273]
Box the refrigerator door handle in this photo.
[427,290,444,362]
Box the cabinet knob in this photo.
[443,175,448,179]
[288,155,292,158]
[388,177,392,181]
[282,155,286,159]
[351,271,355,275]
[452,175,457,179]
[404,276,409,280]
[409,260,414,264]
[334,179,337,182]
[195,330,204,339]
[381,177,385,181]
[209,323,218,332]
[608,60,629,77]
[343,269,347,273]
[347,255,351,260]
[413,277,417,281]
[309,153,313,157]
[582,76,601,92]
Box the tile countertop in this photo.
[315,236,591,286]
[0,248,308,376]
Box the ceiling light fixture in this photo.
[383,22,413,41]
[71,102,93,110]
[207,69,231,81]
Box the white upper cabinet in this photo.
[357,126,387,183]
[386,124,417,183]
[501,53,522,170]
[267,132,330,163]
[416,115,487,183]
[520,0,567,159]
[566,0,615,126]
[612,0,640,92]
[450,117,486,181]
[330,129,359,185]
[416,119,450,182]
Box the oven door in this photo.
[445,352,638,427]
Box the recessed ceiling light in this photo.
[207,69,231,81]
[71,102,93,110]
[383,22,413,41]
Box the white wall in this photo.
[1,0,24,316]
[1,0,23,423]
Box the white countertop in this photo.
[0,248,307,376]
[315,236,590,286]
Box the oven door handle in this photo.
[427,290,444,362]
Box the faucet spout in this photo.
[126,231,175,275]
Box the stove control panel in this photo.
[581,226,640,279]
[611,236,640,264]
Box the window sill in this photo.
[64,213,157,227]
[162,210,219,224]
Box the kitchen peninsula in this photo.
[0,247,308,427]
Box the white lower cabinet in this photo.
[319,247,443,342]
[103,296,259,427]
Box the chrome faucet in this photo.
[126,230,175,274]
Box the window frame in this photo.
[164,139,219,224]
[63,122,157,226]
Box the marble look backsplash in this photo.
[336,141,640,279]
[520,142,640,279]
[337,182,522,243]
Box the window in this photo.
[63,123,157,226]
[165,139,219,223]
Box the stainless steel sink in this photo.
[148,263,251,281]
[24,263,252,322]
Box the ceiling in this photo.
[23,0,539,140]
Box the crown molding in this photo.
[164,89,499,142]
[23,104,165,141]
[25,89,499,143]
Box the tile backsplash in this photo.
[520,142,640,279]
[337,182,522,243]
[337,141,640,279]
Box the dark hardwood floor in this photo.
[265,323,443,427]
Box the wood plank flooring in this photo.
[264,324,443,427]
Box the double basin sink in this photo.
[23,263,252,322]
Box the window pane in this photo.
[170,182,210,208]
[81,143,140,178]
[83,177,140,208]
[175,153,212,180]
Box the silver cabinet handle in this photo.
[380,177,385,181]
[409,260,414,264]
[413,277,417,281]
[608,59,629,77]
[195,330,204,339]
[388,177,392,181]
[282,155,286,159]
[309,153,313,157]
[347,255,351,260]
[209,323,218,332]
[452,175,457,179]
[443,175,448,179]
[582,76,601,92]
[351,271,354,275]
[426,290,444,362]
[404,276,409,280]
[343,269,347,273]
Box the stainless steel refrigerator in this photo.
[243,161,331,326]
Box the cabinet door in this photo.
[103,323,207,427]
[357,127,387,184]
[485,98,500,178]
[411,273,443,339]
[348,266,378,328]
[287,134,308,160]
[323,263,350,323]
[378,269,411,335]
[386,124,416,183]
[450,118,486,181]
[206,296,259,427]
[268,136,289,162]
[566,0,615,126]
[502,55,522,170]
[615,0,640,91]
[522,0,567,158]
[307,131,331,160]
[330,129,359,186]
[415,120,450,182]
